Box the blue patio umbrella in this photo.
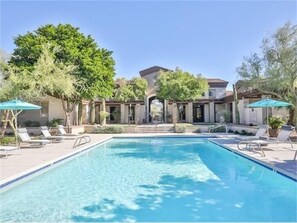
[248,98,292,108]
[0,100,41,110]
[0,100,41,145]
[248,98,292,125]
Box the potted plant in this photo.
[268,115,285,137]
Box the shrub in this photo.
[99,111,110,124]
[240,130,247,135]
[218,110,231,123]
[111,109,121,123]
[93,126,123,134]
[234,130,240,134]
[175,125,187,133]
[193,128,200,133]
[23,120,40,127]
[0,137,15,145]
[228,129,234,133]
[46,118,63,127]
[268,115,285,129]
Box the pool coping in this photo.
[1,134,296,189]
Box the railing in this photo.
[208,123,228,137]
[73,136,91,148]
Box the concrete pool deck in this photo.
[1,133,296,184]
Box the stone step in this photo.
[134,126,175,133]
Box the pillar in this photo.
[209,102,215,123]
[187,102,193,123]
[135,103,141,124]
[120,104,125,124]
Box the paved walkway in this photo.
[1,133,296,183]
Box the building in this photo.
[102,66,229,124]
[14,66,290,126]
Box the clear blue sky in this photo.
[1,0,296,89]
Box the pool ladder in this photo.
[209,124,228,137]
[73,136,91,148]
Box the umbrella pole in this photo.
[267,107,269,137]
[267,107,268,125]
[14,110,18,146]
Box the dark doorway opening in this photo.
[178,104,186,122]
[193,103,204,122]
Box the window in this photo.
[208,89,216,97]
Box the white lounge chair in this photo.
[0,146,21,158]
[238,125,295,157]
[17,128,51,147]
[57,125,81,138]
[236,125,268,141]
[237,125,269,155]
[40,126,66,142]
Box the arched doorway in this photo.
[148,96,164,123]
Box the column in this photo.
[232,101,236,123]
[209,102,215,123]
[94,104,99,124]
[163,99,167,123]
[135,103,141,124]
[120,104,125,124]
[172,102,177,124]
[187,102,193,123]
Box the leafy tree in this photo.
[237,23,297,126]
[0,43,78,138]
[113,77,148,102]
[156,67,209,123]
[9,24,115,124]
[130,77,148,100]
[112,77,148,125]
[113,78,134,102]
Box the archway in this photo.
[148,96,164,123]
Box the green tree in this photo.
[237,23,297,126]
[0,43,78,138]
[9,24,115,124]
[156,67,209,123]
[112,77,148,125]
[113,77,148,102]
[113,78,134,103]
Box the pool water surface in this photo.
[0,137,296,222]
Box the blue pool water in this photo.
[0,137,296,222]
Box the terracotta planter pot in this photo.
[268,128,279,137]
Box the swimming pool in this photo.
[0,137,296,222]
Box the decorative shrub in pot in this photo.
[268,116,285,137]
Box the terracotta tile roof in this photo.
[138,66,229,87]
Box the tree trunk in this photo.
[73,105,78,126]
[233,84,240,124]
[78,100,83,125]
[60,96,77,128]
[172,102,177,125]
[287,107,296,127]
[89,100,95,125]
[0,110,10,139]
